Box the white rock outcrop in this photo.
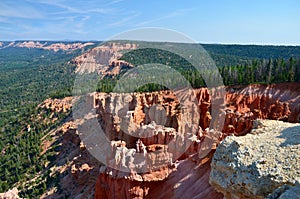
[0,188,21,199]
[209,119,300,199]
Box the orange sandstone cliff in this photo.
[90,83,300,199]
[36,82,300,198]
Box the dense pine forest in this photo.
[0,42,300,197]
[0,46,91,197]
[97,45,300,92]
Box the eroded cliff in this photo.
[36,82,300,198]
[91,83,300,199]
[223,83,300,136]
[92,88,222,198]
[72,42,137,75]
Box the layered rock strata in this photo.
[72,42,138,75]
[91,88,223,198]
[223,83,300,136]
[34,81,293,198]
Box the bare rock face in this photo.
[43,42,94,52]
[94,88,204,152]
[267,184,300,199]
[95,151,223,199]
[91,88,224,198]
[40,121,100,199]
[39,97,74,113]
[2,41,94,51]
[32,81,293,198]
[223,83,300,136]
[91,83,300,199]
[0,188,21,199]
[72,42,137,75]
[210,119,300,199]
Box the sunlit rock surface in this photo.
[210,119,300,199]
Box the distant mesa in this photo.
[0,41,95,52]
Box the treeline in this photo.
[202,44,300,60]
[95,48,300,93]
[221,57,300,85]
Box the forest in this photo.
[96,45,300,93]
[0,46,87,197]
[0,42,300,197]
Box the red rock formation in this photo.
[89,88,222,199]
[39,97,74,113]
[95,151,223,199]
[223,83,300,135]
[35,83,300,198]
[11,41,94,52]
[44,42,94,52]
[89,82,300,199]
[72,42,138,75]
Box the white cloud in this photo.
[109,12,140,27]
[135,8,194,27]
[27,0,115,15]
[105,0,125,6]
[0,1,43,19]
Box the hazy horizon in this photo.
[1,39,300,47]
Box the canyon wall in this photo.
[40,121,101,199]
[223,83,300,136]
[91,83,300,199]
[93,88,223,198]
[38,82,300,198]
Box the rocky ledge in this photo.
[210,119,300,199]
[0,188,21,199]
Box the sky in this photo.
[0,0,300,45]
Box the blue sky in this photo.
[0,0,300,45]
